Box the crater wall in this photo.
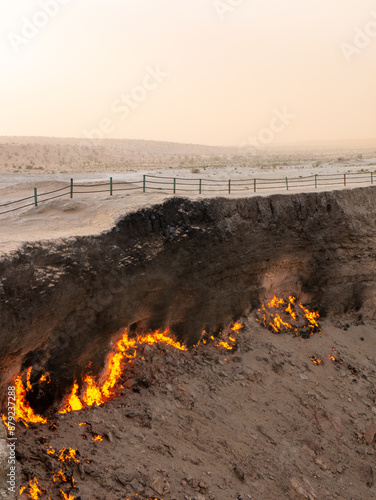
[1,188,376,412]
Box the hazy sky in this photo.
[1,0,376,146]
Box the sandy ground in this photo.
[1,158,376,256]
[2,314,376,499]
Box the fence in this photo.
[0,171,375,217]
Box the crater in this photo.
[1,187,376,414]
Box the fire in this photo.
[9,323,243,424]
[310,356,323,365]
[40,373,51,384]
[14,373,47,426]
[137,329,187,351]
[231,322,244,331]
[329,348,343,364]
[25,477,43,500]
[53,470,67,483]
[92,434,103,442]
[59,329,186,414]
[58,448,80,463]
[256,295,320,337]
[60,492,75,500]
[59,382,84,414]
[26,367,33,391]
[198,322,243,350]
[2,414,11,431]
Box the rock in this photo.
[290,476,316,499]
[130,479,145,494]
[151,477,164,496]
[331,415,344,437]
[233,464,245,482]
[364,424,376,445]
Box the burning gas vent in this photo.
[256,295,320,338]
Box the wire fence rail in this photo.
[0,172,375,217]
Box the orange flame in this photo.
[26,367,33,391]
[231,322,244,331]
[92,434,103,442]
[137,329,187,351]
[59,382,84,414]
[257,295,320,336]
[53,470,67,483]
[14,374,47,426]
[14,323,242,423]
[26,477,43,500]
[58,448,80,463]
[59,329,187,414]
[40,373,51,384]
[310,356,323,365]
[2,414,12,431]
[60,492,75,500]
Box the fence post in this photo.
[344,174,346,186]
[285,177,288,190]
[110,177,113,196]
[315,174,317,189]
[254,179,256,192]
[199,179,202,194]
[34,188,38,207]
[143,175,146,193]
[228,179,231,194]
[70,178,73,198]
[173,178,176,194]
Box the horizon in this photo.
[1,1,376,148]
[1,134,376,152]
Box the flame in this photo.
[27,477,43,500]
[59,382,84,414]
[310,356,323,365]
[14,373,47,426]
[137,329,187,351]
[328,348,343,364]
[20,486,26,495]
[59,329,187,414]
[231,322,244,331]
[40,373,51,384]
[26,367,33,391]
[58,448,79,463]
[92,434,103,442]
[13,323,242,423]
[268,295,285,308]
[53,470,67,483]
[82,376,103,407]
[269,313,293,333]
[298,303,320,329]
[2,414,11,431]
[47,446,56,456]
[60,492,75,500]
[257,295,320,336]
[286,302,296,320]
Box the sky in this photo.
[0,0,376,147]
